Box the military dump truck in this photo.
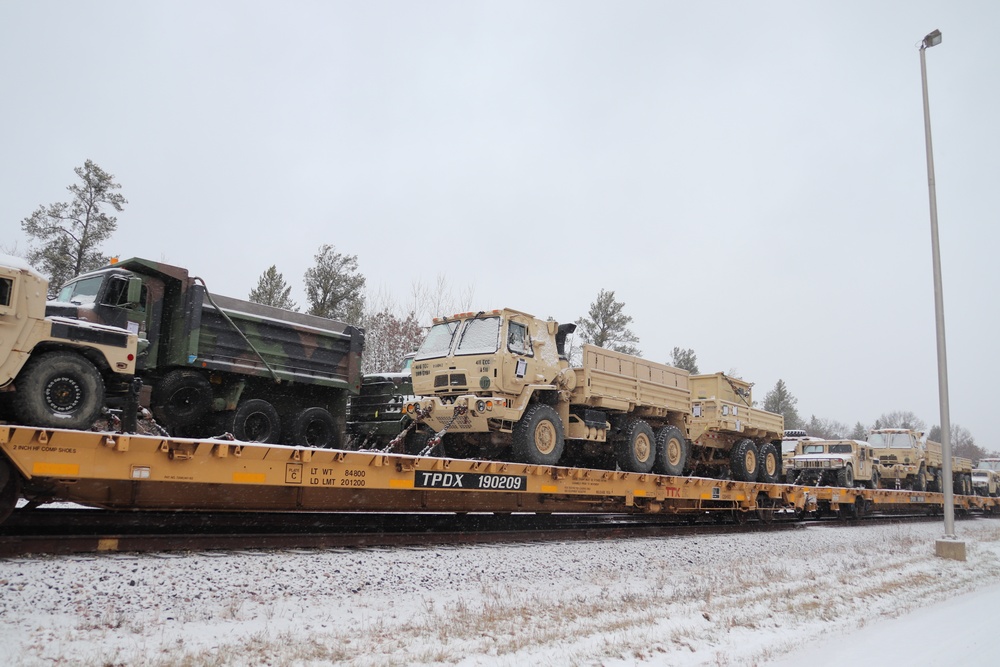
[402,308,783,482]
[0,256,138,429]
[785,439,880,489]
[867,428,973,494]
[47,258,364,446]
[347,354,421,450]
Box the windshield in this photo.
[455,316,501,356]
[415,321,460,360]
[802,444,825,454]
[55,275,105,305]
[977,460,1000,471]
[868,433,915,449]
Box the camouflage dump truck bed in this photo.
[569,344,690,416]
[199,293,361,390]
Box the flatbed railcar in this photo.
[2,425,997,526]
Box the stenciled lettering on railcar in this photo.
[414,471,527,491]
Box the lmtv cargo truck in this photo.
[0,256,138,429]
[868,428,973,493]
[404,308,783,482]
[48,258,364,446]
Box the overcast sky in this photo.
[2,2,997,446]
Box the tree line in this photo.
[11,161,991,458]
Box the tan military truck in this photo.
[0,256,138,430]
[403,308,783,482]
[972,467,1000,497]
[785,439,880,489]
[867,428,973,493]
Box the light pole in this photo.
[920,29,963,559]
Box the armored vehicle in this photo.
[972,467,1000,497]
[786,439,879,489]
[48,258,364,446]
[403,308,783,482]
[0,256,138,429]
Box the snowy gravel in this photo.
[2,517,1000,666]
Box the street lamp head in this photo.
[922,29,942,49]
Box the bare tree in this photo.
[874,410,927,431]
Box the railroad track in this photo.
[0,506,962,558]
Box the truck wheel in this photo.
[915,469,927,492]
[512,404,564,466]
[653,425,687,476]
[230,399,281,443]
[786,470,797,486]
[287,407,337,448]
[869,470,880,490]
[757,443,779,484]
[151,370,212,427]
[836,465,855,488]
[729,439,758,483]
[615,419,655,473]
[13,352,105,430]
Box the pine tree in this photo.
[20,160,126,293]
[670,347,699,374]
[763,379,802,430]
[248,265,297,310]
[575,289,640,356]
[303,244,365,322]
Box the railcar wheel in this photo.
[0,460,18,525]
[729,439,759,483]
[13,352,105,430]
[615,419,655,473]
[757,443,780,484]
[653,425,688,476]
[229,399,281,443]
[755,493,775,524]
[512,404,564,466]
[287,407,338,448]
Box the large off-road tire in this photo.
[869,469,880,490]
[757,442,780,484]
[729,439,759,483]
[914,469,927,492]
[512,404,564,466]
[615,418,656,473]
[0,460,19,525]
[286,407,337,448]
[227,399,281,443]
[653,425,688,476]
[836,465,855,488]
[151,370,213,428]
[13,351,105,430]
[786,470,798,486]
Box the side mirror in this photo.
[126,276,143,306]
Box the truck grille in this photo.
[434,373,467,389]
[798,460,826,469]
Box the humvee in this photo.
[786,439,880,489]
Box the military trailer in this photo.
[403,308,783,482]
[786,439,880,489]
[47,258,364,446]
[867,428,973,494]
[0,256,138,429]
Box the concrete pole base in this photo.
[935,538,967,561]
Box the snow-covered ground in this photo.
[2,516,999,666]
